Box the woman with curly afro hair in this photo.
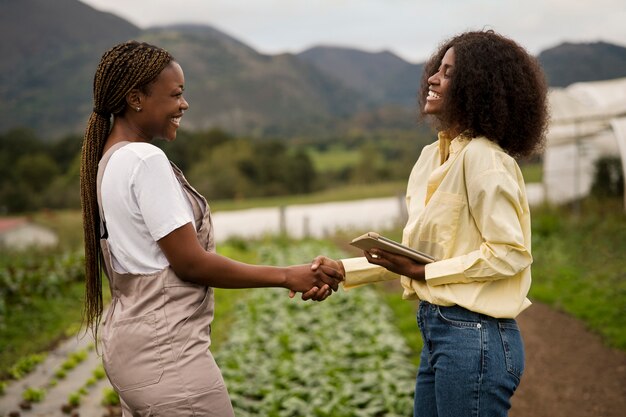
[313,30,548,416]
[418,30,548,158]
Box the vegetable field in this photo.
[217,241,415,417]
[219,287,415,417]
[0,239,418,416]
[2,198,624,416]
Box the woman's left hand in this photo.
[364,249,426,281]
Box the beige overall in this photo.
[96,142,235,417]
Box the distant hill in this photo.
[139,25,364,136]
[298,46,423,106]
[538,41,626,87]
[1,0,626,138]
[0,0,141,137]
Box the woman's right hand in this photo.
[311,256,345,277]
[285,262,343,301]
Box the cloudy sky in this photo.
[79,0,626,63]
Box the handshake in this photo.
[286,256,345,302]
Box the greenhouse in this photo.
[542,77,626,209]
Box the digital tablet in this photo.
[350,232,436,264]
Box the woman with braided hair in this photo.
[80,40,343,416]
[313,30,549,416]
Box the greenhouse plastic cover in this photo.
[543,77,626,204]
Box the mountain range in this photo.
[2,0,626,139]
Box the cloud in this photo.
[79,0,626,63]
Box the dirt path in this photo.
[511,302,626,417]
[2,301,624,417]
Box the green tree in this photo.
[0,128,44,184]
[284,150,316,194]
[159,128,233,171]
[42,153,81,209]
[188,140,256,200]
[350,142,387,184]
[15,153,60,193]
[591,156,624,198]
[47,134,82,172]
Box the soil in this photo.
[1,301,624,417]
[511,302,626,417]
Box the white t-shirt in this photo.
[100,142,195,274]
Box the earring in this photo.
[136,107,141,112]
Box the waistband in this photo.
[418,300,517,324]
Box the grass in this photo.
[529,198,626,349]
[307,145,361,172]
[0,281,85,378]
[520,162,543,183]
[210,181,406,212]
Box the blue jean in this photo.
[414,301,524,417]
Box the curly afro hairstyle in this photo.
[418,30,549,158]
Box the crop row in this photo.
[0,338,120,417]
[214,240,415,417]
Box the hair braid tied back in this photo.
[80,41,173,338]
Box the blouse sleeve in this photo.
[425,165,532,286]
[341,256,399,290]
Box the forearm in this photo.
[175,251,289,289]
[406,262,426,281]
[159,223,341,294]
[158,223,289,288]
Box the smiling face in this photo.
[424,47,455,116]
[135,61,189,142]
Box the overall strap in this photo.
[96,141,131,238]
[169,161,206,226]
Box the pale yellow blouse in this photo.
[342,133,532,318]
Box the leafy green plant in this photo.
[22,386,46,403]
[101,387,120,406]
[58,348,88,372]
[61,357,77,371]
[84,376,97,387]
[92,364,106,380]
[0,379,7,395]
[67,391,81,407]
[69,349,88,363]
[7,353,47,380]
